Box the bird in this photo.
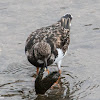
[25,14,72,87]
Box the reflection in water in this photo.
[0,63,99,100]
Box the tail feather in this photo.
[61,14,72,30]
[64,18,70,29]
[62,14,73,20]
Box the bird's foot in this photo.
[37,67,49,75]
[44,67,49,74]
[51,70,61,89]
[51,76,60,89]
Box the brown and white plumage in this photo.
[25,14,72,73]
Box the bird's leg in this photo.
[46,69,49,74]
[44,67,49,74]
[59,69,61,74]
[57,60,62,75]
[36,67,39,75]
[51,60,62,88]
[51,76,60,89]
[37,67,49,75]
[57,60,62,74]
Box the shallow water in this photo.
[0,0,100,100]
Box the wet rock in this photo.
[35,68,60,94]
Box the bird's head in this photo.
[34,41,51,69]
[61,14,73,31]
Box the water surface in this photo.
[0,0,100,100]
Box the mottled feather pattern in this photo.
[25,14,72,68]
[34,42,51,59]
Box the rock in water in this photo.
[35,68,60,94]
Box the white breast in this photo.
[54,48,64,63]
